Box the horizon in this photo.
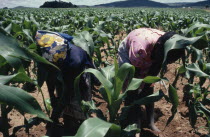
[0,0,207,8]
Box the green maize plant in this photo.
[0,30,57,136]
[74,57,182,136]
[1,7,210,137]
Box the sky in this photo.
[0,0,206,8]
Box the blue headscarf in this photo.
[35,30,73,63]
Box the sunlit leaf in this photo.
[0,84,51,121]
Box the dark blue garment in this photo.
[57,32,93,69]
[48,34,94,104]
[63,43,93,70]
[37,31,94,127]
[60,43,94,102]
[37,31,94,104]
[57,32,73,41]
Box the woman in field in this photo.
[118,28,185,132]
[35,30,94,136]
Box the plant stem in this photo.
[161,80,168,92]
[37,87,50,116]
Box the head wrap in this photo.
[35,30,73,63]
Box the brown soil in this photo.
[6,83,50,137]
[4,62,209,137]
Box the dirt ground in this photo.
[3,62,210,137]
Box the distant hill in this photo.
[185,0,210,7]
[13,6,36,9]
[166,2,193,7]
[40,1,78,8]
[94,0,170,7]
[167,0,210,7]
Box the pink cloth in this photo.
[125,28,165,78]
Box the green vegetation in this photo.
[0,8,210,136]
